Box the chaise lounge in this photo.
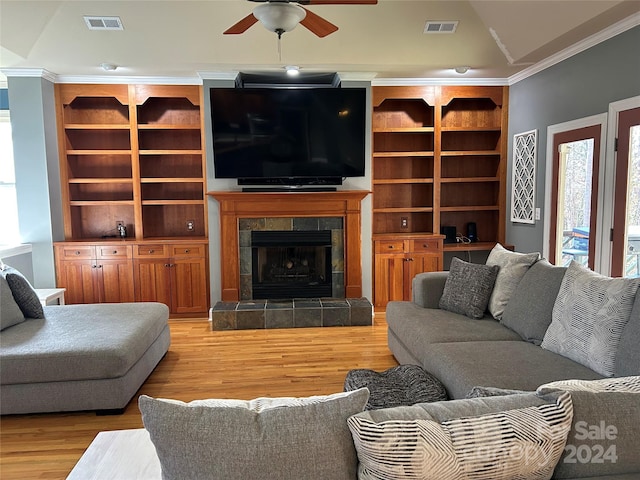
[1,265,171,415]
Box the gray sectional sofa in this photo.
[386,257,640,400]
[1,264,171,415]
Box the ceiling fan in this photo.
[224,0,378,38]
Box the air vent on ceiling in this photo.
[84,16,124,31]
[423,21,458,34]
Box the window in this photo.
[0,112,20,245]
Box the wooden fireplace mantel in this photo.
[208,190,370,301]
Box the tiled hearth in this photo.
[211,298,373,330]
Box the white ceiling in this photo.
[1,0,639,84]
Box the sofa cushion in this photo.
[0,275,25,330]
[0,266,44,319]
[348,389,573,480]
[386,301,521,349]
[541,261,640,376]
[500,259,567,345]
[139,388,369,480]
[439,257,499,319]
[419,340,603,399]
[537,376,640,479]
[486,243,540,320]
[0,302,169,384]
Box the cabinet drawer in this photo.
[96,245,132,259]
[134,244,168,258]
[170,244,206,257]
[375,240,406,254]
[59,245,95,259]
[410,238,443,253]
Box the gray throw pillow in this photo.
[0,266,44,319]
[537,376,640,479]
[541,261,640,376]
[439,257,499,319]
[1,275,26,330]
[500,259,567,345]
[139,388,370,480]
[486,243,540,320]
[348,389,573,480]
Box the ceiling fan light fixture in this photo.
[454,66,470,74]
[253,3,306,35]
[100,63,118,71]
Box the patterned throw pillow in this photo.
[0,266,44,319]
[541,261,640,376]
[1,275,26,330]
[348,390,573,480]
[439,257,499,319]
[139,389,369,480]
[486,243,540,320]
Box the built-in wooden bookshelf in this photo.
[54,84,209,314]
[372,85,508,305]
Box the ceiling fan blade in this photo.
[299,7,339,37]
[301,0,377,4]
[223,13,259,35]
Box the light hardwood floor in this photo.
[0,314,397,480]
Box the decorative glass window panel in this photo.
[511,129,537,224]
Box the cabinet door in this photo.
[99,259,135,303]
[170,256,208,314]
[374,254,405,307]
[405,254,441,301]
[56,259,101,304]
[134,258,172,307]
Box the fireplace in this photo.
[251,230,332,299]
[208,190,369,302]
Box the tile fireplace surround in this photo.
[208,190,370,302]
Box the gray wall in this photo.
[6,76,63,287]
[507,26,640,254]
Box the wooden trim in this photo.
[550,125,601,269]
[611,106,640,276]
[208,190,370,301]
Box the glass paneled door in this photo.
[611,106,640,278]
[549,125,602,270]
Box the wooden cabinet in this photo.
[54,244,134,304]
[55,240,209,315]
[372,85,508,306]
[54,84,209,314]
[373,235,443,307]
[133,242,208,314]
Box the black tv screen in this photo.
[210,87,366,185]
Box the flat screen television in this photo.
[210,87,366,187]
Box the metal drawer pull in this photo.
[185,249,190,253]
[113,250,118,254]
[149,249,154,254]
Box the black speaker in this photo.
[467,222,477,243]
[440,226,457,244]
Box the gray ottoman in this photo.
[344,364,448,410]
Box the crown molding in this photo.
[372,77,509,87]
[55,75,202,85]
[1,68,56,83]
[0,68,203,85]
[508,12,640,85]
